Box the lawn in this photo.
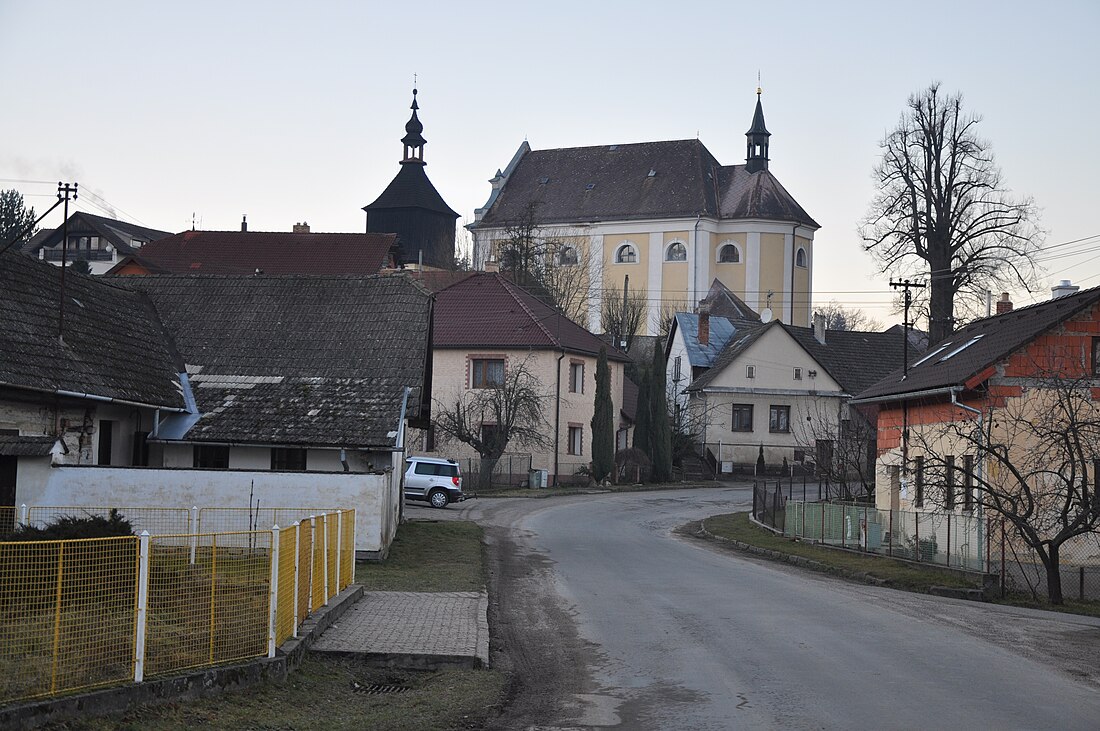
[356,519,485,592]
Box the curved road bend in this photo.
[436,487,1100,730]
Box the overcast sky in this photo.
[2,0,1097,326]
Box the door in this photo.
[0,455,16,534]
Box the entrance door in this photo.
[0,455,16,534]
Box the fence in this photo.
[757,488,1100,602]
[0,508,354,707]
[460,454,533,489]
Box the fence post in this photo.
[752,481,757,519]
[19,503,28,526]
[335,510,343,591]
[292,521,301,638]
[946,512,952,567]
[1000,518,1006,597]
[267,525,280,658]
[308,515,316,610]
[914,511,921,562]
[862,506,868,551]
[1080,567,1086,602]
[134,531,150,682]
[888,509,893,556]
[189,506,199,566]
[50,541,64,693]
[209,534,218,663]
[321,513,330,604]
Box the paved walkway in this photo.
[311,590,489,668]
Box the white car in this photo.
[403,456,465,508]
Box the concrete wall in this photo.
[18,466,394,553]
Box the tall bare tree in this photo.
[793,400,876,498]
[861,83,1042,344]
[814,301,882,332]
[912,370,1100,605]
[601,280,647,352]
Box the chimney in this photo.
[484,259,499,273]
[241,215,248,232]
[1052,279,1079,300]
[996,292,1013,314]
[813,312,826,344]
[698,301,711,346]
[292,221,310,234]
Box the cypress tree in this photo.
[649,343,673,482]
[632,362,651,455]
[590,347,615,482]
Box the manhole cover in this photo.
[353,683,410,695]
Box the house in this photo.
[106,225,399,275]
[23,211,173,274]
[468,91,819,334]
[362,88,460,270]
[414,271,632,484]
[682,314,909,478]
[0,245,432,555]
[853,284,1100,513]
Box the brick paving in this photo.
[312,590,489,667]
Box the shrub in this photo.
[615,448,651,484]
[5,509,136,541]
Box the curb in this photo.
[2,585,364,731]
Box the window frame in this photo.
[558,245,579,266]
[768,405,791,433]
[914,455,925,507]
[795,247,807,268]
[568,360,585,394]
[665,242,687,262]
[717,243,741,263]
[567,425,583,455]
[945,455,956,509]
[271,447,307,472]
[732,403,753,432]
[615,243,638,264]
[193,444,230,469]
[1092,337,1100,376]
[471,357,506,389]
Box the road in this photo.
[421,486,1100,730]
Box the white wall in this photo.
[18,466,394,553]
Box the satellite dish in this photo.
[760,308,773,323]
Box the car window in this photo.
[413,462,435,475]
[441,465,457,477]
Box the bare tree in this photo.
[814,301,882,332]
[861,83,1043,344]
[654,298,690,344]
[601,280,647,352]
[793,400,876,498]
[912,370,1100,604]
[433,357,553,487]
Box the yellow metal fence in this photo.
[0,509,355,707]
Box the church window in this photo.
[558,246,578,266]
[718,244,741,263]
[615,244,637,264]
[665,242,687,261]
[795,247,807,268]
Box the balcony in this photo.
[41,248,114,262]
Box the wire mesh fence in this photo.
[0,507,356,707]
[460,454,533,489]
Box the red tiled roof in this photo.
[433,272,630,360]
[107,230,397,275]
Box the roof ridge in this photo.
[498,274,558,345]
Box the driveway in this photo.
[408,487,1100,729]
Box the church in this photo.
[468,92,818,333]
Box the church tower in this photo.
[745,89,771,174]
[363,88,460,269]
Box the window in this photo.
[718,244,740,263]
[795,248,807,268]
[193,445,230,469]
[568,425,583,455]
[615,244,637,263]
[569,361,584,394]
[673,356,682,382]
[794,367,802,380]
[944,455,956,509]
[665,242,687,261]
[1094,338,1100,377]
[131,431,149,467]
[746,365,756,379]
[732,404,753,432]
[97,420,114,466]
[472,358,505,388]
[271,447,307,471]
[414,461,456,477]
[558,246,578,266]
[963,455,974,510]
[914,456,925,507]
[769,405,791,433]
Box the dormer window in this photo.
[665,242,687,262]
[615,244,637,263]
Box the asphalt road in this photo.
[429,487,1100,730]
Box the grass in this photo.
[38,520,506,730]
[356,520,485,592]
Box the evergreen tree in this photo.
[590,347,615,482]
[632,363,651,455]
[649,344,673,482]
[0,189,37,251]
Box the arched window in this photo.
[795,247,807,268]
[718,244,741,263]
[665,242,687,261]
[558,246,578,266]
[615,244,637,263]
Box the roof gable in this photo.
[23,211,173,256]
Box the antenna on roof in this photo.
[191,212,196,231]
[757,70,762,96]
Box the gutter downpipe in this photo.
[396,387,410,524]
[951,388,985,569]
[692,215,703,303]
[554,345,564,487]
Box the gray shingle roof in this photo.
[0,435,58,457]
[0,247,184,408]
[126,274,432,449]
[855,286,1100,402]
[473,139,817,229]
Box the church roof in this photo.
[363,163,460,218]
[473,138,817,229]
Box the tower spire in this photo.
[401,87,427,165]
[745,87,771,173]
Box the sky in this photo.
[2,0,1098,327]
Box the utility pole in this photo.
[890,278,924,494]
[56,182,78,339]
[620,274,629,350]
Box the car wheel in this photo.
[428,489,449,509]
